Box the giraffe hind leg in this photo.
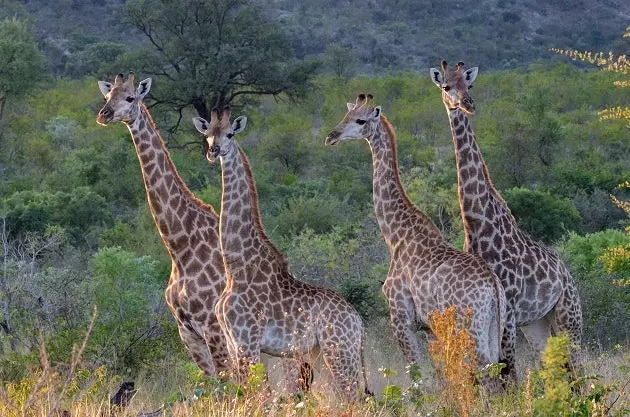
[320,340,362,402]
[547,285,583,376]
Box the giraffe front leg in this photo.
[202,319,232,377]
[176,321,216,376]
[217,301,264,384]
[383,281,423,366]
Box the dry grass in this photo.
[0,313,628,417]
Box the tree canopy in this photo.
[0,18,45,118]
[120,0,318,128]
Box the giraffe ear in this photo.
[346,102,355,112]
[429,68,443,87]
[231,116,247,134]
[192,117,210,134]
[371,106,381,120]
[464,67,478,86]
[136,78,152,99]
[98,81,112,97]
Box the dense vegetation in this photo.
[0,1,629,415]
[1,59,629,371]
[2,0,630,77]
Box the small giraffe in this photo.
[193,107,371,401]
[430,61,583,380]
[325,95,507,392]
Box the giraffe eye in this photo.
[356,119,366,125]
[125,96,134,103]
[442,86,451,92]
[468,85,473,89]
[226,133,234,139]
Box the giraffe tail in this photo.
[360,330,373,396]
[493,273,507,367]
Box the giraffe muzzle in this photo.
[325,131,341,146]
[96,108,114,126]
[206,144,221,163]
[461,98,476,115]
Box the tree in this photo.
[323,43,358,79]
[0,18,45,119]
[502,187,581,244]
[121,0,318,130]
[552,26,630,127]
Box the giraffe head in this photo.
[430,61,478,115]
[324,94,381,145]
[97,72,152,125]
[192,106,247,164]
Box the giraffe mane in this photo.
[237,145,289,269]
[140,103,218,216]
[380,115,443,236]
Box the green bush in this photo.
[503,187,582,244]
[557,230,630,343]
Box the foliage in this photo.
[502,187,582,244]
[552,26,630,127]
[0,18,45,118]
[121,0,318,125]
[558,230,630,343]
[428,306,478,417]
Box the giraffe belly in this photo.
[260,320,318,357]
[514,278,563,325]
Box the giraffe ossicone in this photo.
[194,107,371,401]
[325,94,507,393]
[431,61,583,382]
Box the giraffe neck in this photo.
[367,116,442,248]
[448,108,514,243]
[127,104,218,258]
[219,145,287,275]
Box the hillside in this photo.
[5,0,630,77]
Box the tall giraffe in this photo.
[325,94,507,392]
[193,107,371,401]
[430,61,583,379]
[97,73,229,376]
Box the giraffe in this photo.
[96,74,309,391]
[324,94,507,392]
[192,107,371,401]
[97,73,228,376]
[430,61,583,380]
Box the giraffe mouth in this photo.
[96,112,114,126]
[459,101,476,115]
[325,134,340,146]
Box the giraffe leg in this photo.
[176,322,216,376]
[202,320,232,376]
[383,280,423,366]
[320,339,362,402]
[217,298,264,384]
[547,283,583,376]
[501,309,518,384]
[470,306,504,394]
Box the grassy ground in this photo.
[1,320,628,416]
